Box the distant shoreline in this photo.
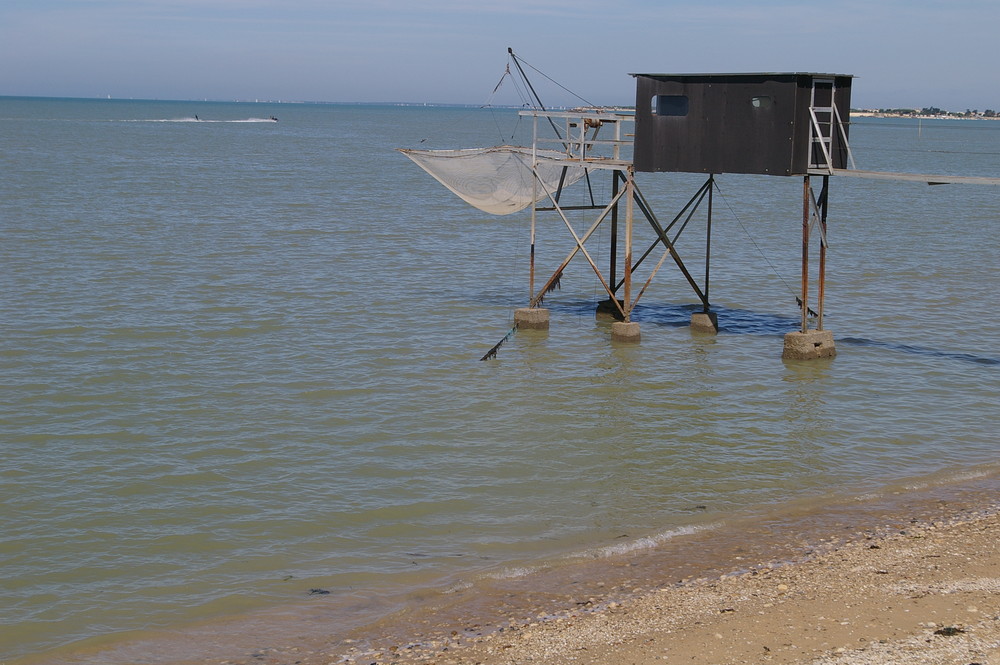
[3,96,998,118]
[851,110,999,120]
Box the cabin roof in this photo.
[630,72,854,79]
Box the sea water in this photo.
[1,97,998,662]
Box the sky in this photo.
[1,0,997,112]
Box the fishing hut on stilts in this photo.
[400,52,1000,361]
[631,71,857,359]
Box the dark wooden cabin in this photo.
[631,72,854,176]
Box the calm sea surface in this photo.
[1,97,998,662]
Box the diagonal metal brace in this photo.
[623,177,712,308]
[528,179,628,314]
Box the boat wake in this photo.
[125,117,278,123]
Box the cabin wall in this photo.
[633,74,852,176]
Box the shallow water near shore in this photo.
[1,97,998,663]
[26,468,1000,665]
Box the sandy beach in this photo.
[18,478,998,665]
[318,504,1000,665]
[153,477,997,665]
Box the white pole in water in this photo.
[530,114,538,302]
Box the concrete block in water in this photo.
[782,329,836,360]
[690,311,719,334]
[514,307,550,330]
[611,321,641,343]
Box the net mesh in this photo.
[398,146,586,216]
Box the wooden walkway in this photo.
[813,168,1000,186]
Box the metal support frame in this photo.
[799,174,830,333]
[464,56,996,360]
[521,107,716,325]
[624,176,713,310]
[530,166,714,323]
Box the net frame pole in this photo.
[610,170,620,294]
[530,119,539,303]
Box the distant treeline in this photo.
[853,107,997,118]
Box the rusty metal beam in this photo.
[817,176,829,330]
[705,175,714,310]
[800,176,811,334]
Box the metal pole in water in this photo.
[529,113,538,302]
[800,175,811,334]
[705,175,714,309]
[610,171,619,293]
[624,169,634,321]
[817,175,829,330]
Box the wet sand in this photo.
[286,500,1000,665]
[183,474,1000,665]
[27,474,1000,665]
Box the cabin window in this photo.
[751,96,774,109]
[652,95,689,117]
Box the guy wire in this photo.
[711,180,812,313]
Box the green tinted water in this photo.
[1,97,998,661]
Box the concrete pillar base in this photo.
[595,298,626,322]
[514,307,550,330]
[690,311,719,334]
[782,329,836,360]
[611,321,641,343]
